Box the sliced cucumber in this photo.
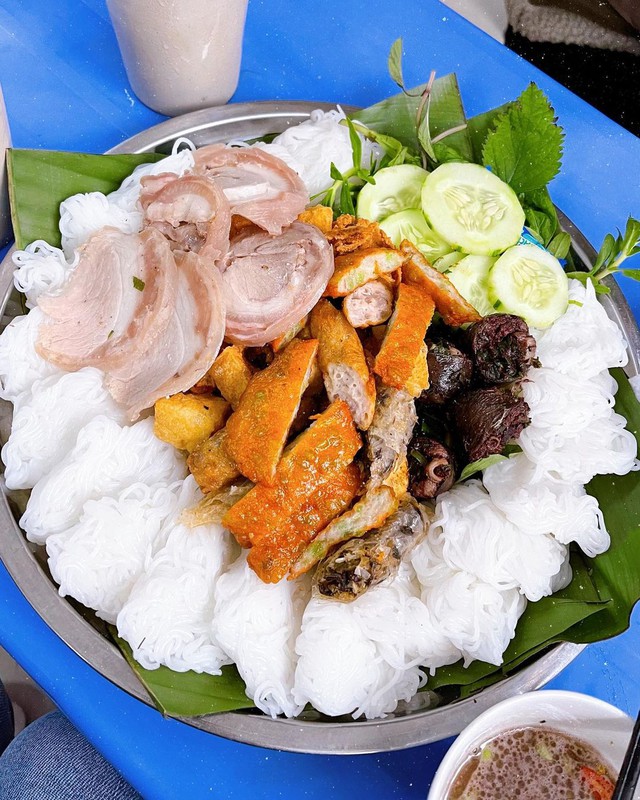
[421,162,525,256]
[357,165,429,222]
[379,208,451,261]
[488,244,569,328]
[434,251,465,273]
[448,255,496,317]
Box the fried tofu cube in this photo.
[374,283,435,392]
[189,365,217,394]
[400,240,481,326]
[324,248,405,297]
[154,393,231,452]
[210,345,254,409]
[297,205,333,234]
[187,428,241,496]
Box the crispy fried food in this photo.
[210,345,255,409]
[223,400,363,580]
[229,214,258,239]
[324,248,405,297]
[289,484,397,578]
[189,365,217,394]
[269,315,308,353]
[179,480,253,528]
[374,283,435,392]
[247,461,362,583]
[310,299,376,430]
[297,205,333,234]
[326,214,392,255]
[224,338,319,485]
[400,240,481,326]
[367,386,417,489]
[187,428,241,496]
[154,393,231,452]
[405,341,430,398]
[342,279,394,328]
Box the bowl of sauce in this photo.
[428,691,637,800]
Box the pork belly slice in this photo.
[106,249,226,420]
[219,221,334,346]
[140,173,231,262]
[310,299,376,430]
[37,227,178,372]
[193,144,308,235]
[400,240,481,326]
[374,283,435,395]
[225,339,319,485]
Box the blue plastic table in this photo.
[0,1,639,798]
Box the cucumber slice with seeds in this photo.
[379,208,451,261]
[448,255,496,317]
[357,165,429,222]
[421,162,525,256]
[488,244,569,328]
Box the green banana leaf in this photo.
[114,631,255,716]
[7,149,164,250]
[5,137,640,719]
[353,74,473,162]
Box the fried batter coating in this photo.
[154,393,231,452]
[326,214,392,255]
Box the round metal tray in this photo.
[0,102,638,755]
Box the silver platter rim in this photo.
[0,100,637,754]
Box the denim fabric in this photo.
[0,679,14,757]
[0,710,142,800]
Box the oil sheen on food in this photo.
[447,726,617,800]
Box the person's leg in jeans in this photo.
[0,678,142,800]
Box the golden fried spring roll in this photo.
[187,428,241,497]
[342,280,394,328]
[324,248,405,297]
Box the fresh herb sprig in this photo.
[566,217,640,294]
[314,117,418,215]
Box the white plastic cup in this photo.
[427,690,638,799]
[0,86,11,247]
[106,0,249,117]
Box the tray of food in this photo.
[0,47,638,753]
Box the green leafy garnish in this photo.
[566,217,640,293]
[132,276,145,291]
[458,445,522,482]
[482,83,564,195]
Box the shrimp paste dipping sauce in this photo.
[447,726,617,800]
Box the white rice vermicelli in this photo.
[483,454,610,556]
[117,476,235,674]
[519,367,639,483]
[46,482,180,624]
[213,552,310,718]
[293,566,457,719]
[535,280,628,378]
[59,149,195,258]
[2,368,127,491]
[0,309,62,401]
[12,241,79,309]
[20,416,186,544]
[427,481,568,602]
[257,108,381,198]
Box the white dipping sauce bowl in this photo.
[428,690,637,800]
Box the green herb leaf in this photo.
[589,217,640,284]
[329,162,344,182]
[133,276,145,291]
[520,186,560,248]
[458,445,522,482]
[7,149,164,249]
[388,38,405,91]
[620,269,640,282]
[467,102,512,162]
[548,231,572,260]
[345,117,362,171]
[482,83,564,195]
[339,181,356,216]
